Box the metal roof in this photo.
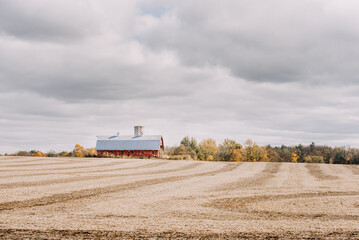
[96,135,162,150]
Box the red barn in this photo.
[96,126,164,158]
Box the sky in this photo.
[1,0,359,153]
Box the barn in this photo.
[96,126,164,158]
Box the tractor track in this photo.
[0,163,238,212]
[0,158,53,165]
[0,159,90,168]
[0,228,358,240]
[305,164,339,180]
[213,162,282,191]
[346,165,359,175]
[0,161,189,190]
[0,160,133,174]
[208,191,359,221]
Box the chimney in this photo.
[117,131,120,136]
[134,126,144,136]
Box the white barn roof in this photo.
[96,135,163,150]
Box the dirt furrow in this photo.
[246,209,359,221]
[0,158,51,165]
[211,191,359,207]
[208,191,359,221]
[0,157,23,161]
[214,162,282,191]
[1,159,89,168]
[0,229,358,240]
[0,163,238,212]
[0,161,184,190]
[0,160,132,174]
[346,165,359,175]
[305,164,339,180]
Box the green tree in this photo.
[333,151,346,164]
[296,144,304,162]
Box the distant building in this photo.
[96,126,164,158]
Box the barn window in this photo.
[141,151,144,154]
[131,151,134,154]
[152,151,155,154]
[121,151,124,155]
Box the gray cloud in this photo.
[136,0,359,83]
[0,0,102,42]
[0,0,359,153]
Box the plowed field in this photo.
[0,157,358,239]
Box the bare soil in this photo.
[0,157,358,239]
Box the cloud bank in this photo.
[0,0,358,153]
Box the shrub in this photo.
[206,155,214,161]
[304,156,312,163]
[17,151,29,156]
[33,151,46,157]
[46,150,57,157]
[311,156,324,163]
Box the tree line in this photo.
[165,137,359,164]
[2,139,359,164]
[2,144,97,158]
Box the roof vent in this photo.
[134,126,144,136]
[117,131,120,136]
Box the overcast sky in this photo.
[1,0,359,153]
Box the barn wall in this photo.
[97,150,159,158]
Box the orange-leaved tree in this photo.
[33,151,46,157]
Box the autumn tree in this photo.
[174,144,187,155]
[59,151,70,157]
[199,138,218,160]
[88,148,97,157]
[291,151,299,163]
[181,136,198,152]
[33,151,46,157]
[177,136,199,159]
[276,145,292,162]
[73,144,85,158]
[304,155,312,163]
[199,138,218,153]
[241,139,269,162]
[16,151,29,156]
[311,156,324,163]
[173,143,197,160]
[266,146,281,162]
[218,139,242,161]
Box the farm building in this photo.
[96,126,164,158]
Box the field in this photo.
[0,157,358,239]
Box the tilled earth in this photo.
[0,157,358,239]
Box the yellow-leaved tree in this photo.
[199,138,218,160]
[291,151,299,163]
[88,148,97,157]
[242,139,269,162]
[73,144,85,158]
